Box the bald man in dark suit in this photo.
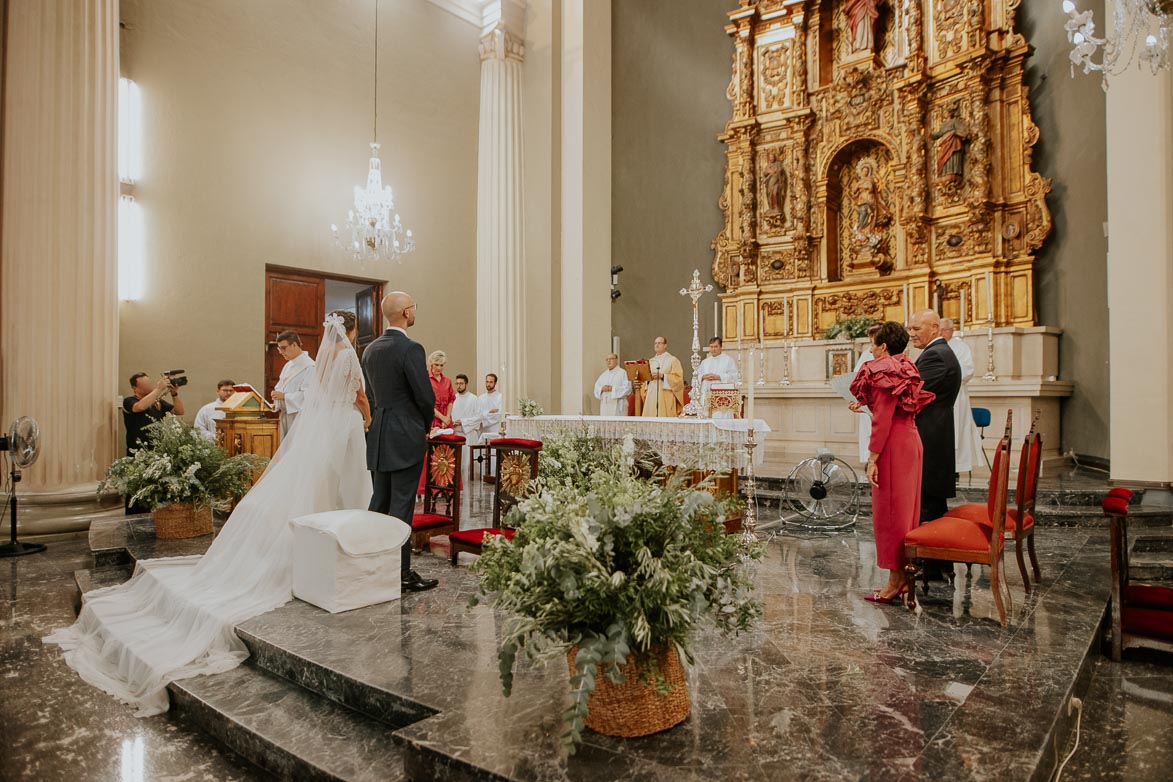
[362,290,438,592]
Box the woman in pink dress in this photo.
[849,321,935,604]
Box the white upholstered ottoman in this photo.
[290,509,411,613]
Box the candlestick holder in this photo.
[778,340,792,386]
[756,343,767,386]
[679,269,713,417]
[741,426,759,545]
[982,323,998,382]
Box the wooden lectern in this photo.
[215,385,281,466]
[624,360,651,417]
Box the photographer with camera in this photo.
[123,371,186,455]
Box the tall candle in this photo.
[902,283,910,323]
[783,297,790,336]
[746,350,756,422]
[714,301,720,339]
[612,336,620,357]
[985,271,993,322]
[960,288,966,332]
[737,306,743,347]
[758,308,764,343]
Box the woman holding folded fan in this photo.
[849,321,935,604]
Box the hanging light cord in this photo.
[373,0,378,142]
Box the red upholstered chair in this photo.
[904,410,1013,627]
[941,418,1043,592]
[1106,489,1173,661]
[449,438,542,565]
[411,434,465,552]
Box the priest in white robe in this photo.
[271,331,315,437]
[942,319,983,473]
[593,353,632,416]
[477,372,504,442]
[642,336,684,418]
[451,373,481,466]
[695,337,739,409]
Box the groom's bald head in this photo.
[383,291,416,328]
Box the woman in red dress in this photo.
[420,350,456,494]
[849,321,935,603]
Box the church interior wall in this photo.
[117,0,482,415]
[611,0,1110,460]
[610,0,731,368]
[1017,0,1110,461]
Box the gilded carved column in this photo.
[792,14,808,109]
[476,19,527,406]
[0,0,120,533]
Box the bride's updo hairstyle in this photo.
[874,321,910,355]
[329,309,358,333]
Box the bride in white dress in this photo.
[45,312,373,716]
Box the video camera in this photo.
[163,369,188,388]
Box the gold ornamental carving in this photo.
[714,0,1052,336]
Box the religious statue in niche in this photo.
[844,155,894,275]
[763,151,787,215]
[933,101,969,184]
[844,0,886,54]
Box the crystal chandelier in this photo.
[331,0,415,262]
[1062,0,1171,87]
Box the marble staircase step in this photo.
[169,663,407,782]
[234,624,436,731]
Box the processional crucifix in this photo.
[679,269,713,418]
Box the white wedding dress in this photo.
[45,317,373,716]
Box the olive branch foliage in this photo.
[470,429,762,749]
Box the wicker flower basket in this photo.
[566,642,690,737]
[153,502,213,539]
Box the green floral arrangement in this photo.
[471,436,762,749]
[518,398,544,417]
[822,315,876,340]
[99,415,268,511]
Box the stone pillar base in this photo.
[1,483,124,538]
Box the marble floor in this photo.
[2,480,1172,781]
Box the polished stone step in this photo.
[169,663,407,782]
[235,624,435,730]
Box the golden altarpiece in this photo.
[713,0,1071,469]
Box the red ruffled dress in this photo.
[850,353,935,570]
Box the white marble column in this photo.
[558,0,611,414]
[476,4,527,410]
[0,0,121,532]
[1106,62,1173,488]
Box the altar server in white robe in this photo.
[593,353,632,416]
[478,372,504,442]
[696,337,739,408]
[271,330,316,436]
[942,319,983,473]
[451,373,481,463]
[193,379,236,441]
[851,324,883,464]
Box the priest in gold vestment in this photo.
[642,336,684,417]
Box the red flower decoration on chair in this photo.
[430,445,457,487]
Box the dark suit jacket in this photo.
[362,328,435,473]
[914,338,962,498]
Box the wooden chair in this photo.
[940,413,1043,592]
[904,410,1013,627]
[1105,488,1173,661]
[410,433,465,552]
[449,437,542,565]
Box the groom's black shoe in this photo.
[402,570,439,592]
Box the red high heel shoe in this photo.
[865,585,911,605]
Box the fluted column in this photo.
[1,0,120,532]
[476,15,527,409]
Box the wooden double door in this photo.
[264,266,384,398]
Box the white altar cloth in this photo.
[505,415,771,471]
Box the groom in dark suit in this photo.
[362,290,439,592]
[909,309,962,524]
